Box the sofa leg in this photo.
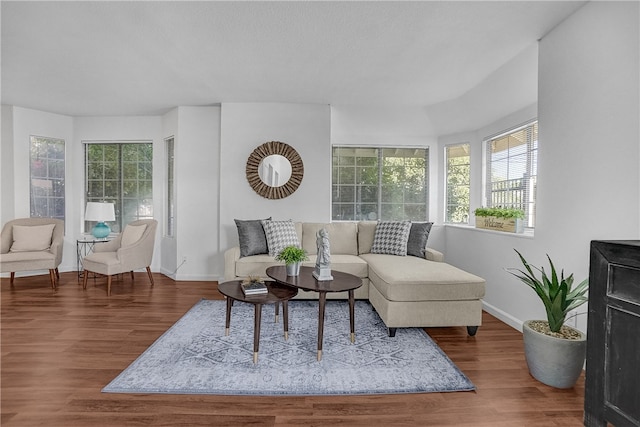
[387,328,397,337]
[467,326,479,336]
[10,272,15,285]
[48,269,57,289]
[146,267,154,286]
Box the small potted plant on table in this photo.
[275,246,309,276]
[507,249,589,388]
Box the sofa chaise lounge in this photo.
[224,221,486,337]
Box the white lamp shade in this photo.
[85,202,116,222]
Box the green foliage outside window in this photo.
[332,147,428,221]
[85,142,153,232]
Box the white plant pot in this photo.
[522,320,586,389]
[286,262,301,276]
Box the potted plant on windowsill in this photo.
[474,207,525,233]
[275,246,309,276]
[507,249,589,388]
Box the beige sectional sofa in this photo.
[224,221,485,337]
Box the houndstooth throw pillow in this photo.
[261,219,301,257]
[370,221,411,256]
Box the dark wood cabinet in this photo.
[584,241,640,427]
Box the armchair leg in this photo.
[82,270,89,290]
[146,267,154,286]
[48,269,57,289]
[55,268,60,281]
[130,271,134,280]
[10,272,15,285]
[107,275,112,296]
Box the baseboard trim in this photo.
[482,300,523,333]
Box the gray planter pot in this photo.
[286,262,301,276]
[522,320,586,389]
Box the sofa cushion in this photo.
[357,221,377,254]
[10,224,55,252]
[361,253,485,302]
[370,221,411,256]
[235,218,270,257]
[302,222,358,255]
[306,253,368,278]
[406,222,433,258]
[261,219,301,256]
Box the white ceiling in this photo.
[1,1,585,117]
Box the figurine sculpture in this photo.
[312,228,333,280]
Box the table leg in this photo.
[225,297,233,336]
[274,301,280,323]
[317,292,327,361]
[283,300,289,340]
[253,303,262,364]
[349,289,356,343]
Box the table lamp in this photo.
[85,202,116,238]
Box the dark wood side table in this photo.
[217,280,298,363]
[266,265,362,361]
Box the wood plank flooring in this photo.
[1,272,585,426]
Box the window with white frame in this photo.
[332,146,429,221]
[84,141,153,233]
[165,137,175,237]
[485,121,538,228]
[445,143,470,223]
[30,136,65,220]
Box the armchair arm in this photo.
[224,247,241,281]
[425,248,444,262]
[49,239,63,267]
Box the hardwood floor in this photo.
[1,272,585,426]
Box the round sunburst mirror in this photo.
[246,141,304,199]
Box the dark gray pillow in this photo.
[235,218,270,257]
[407,222,433,258]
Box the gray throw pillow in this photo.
[406,222,433,258]
[235,218,270,258]
[370,221,411,256]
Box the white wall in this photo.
[442,1,640,333]
[174,106,220,280]
[219,103,331,260]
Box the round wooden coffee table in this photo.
[266,266,362,361]
[217,280,298,363]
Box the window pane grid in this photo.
[485,122,538,228]
[30,136,65,220]
[445,143,470,224]
[332,147,428,221]
[85,142,153,233]
[166,137,175,237]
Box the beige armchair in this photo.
[82,219,157,296]
[1,217,64,289]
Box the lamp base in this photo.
[92,222,111,239]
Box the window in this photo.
[485,121,538,227]
[84,142,153,233]
[30,136,65,220]
[445,143,470,223]
[332,147,428,221]
[165,137,175,237]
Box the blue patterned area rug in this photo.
[103,299,475,395]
